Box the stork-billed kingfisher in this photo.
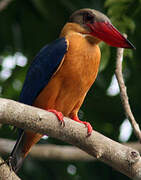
[9,8,135,172]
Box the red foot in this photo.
[72,116,93,136]
[48,109,65,126]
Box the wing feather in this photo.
[19,37,68,105]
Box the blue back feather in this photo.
[19,37,67,105]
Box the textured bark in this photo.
[0,138,141,162]
[0,157,21,180]
[0,98,141,179]
[0,0,13,11]
[115,38,141,142]
[0,138,94,161]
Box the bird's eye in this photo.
[83,13,94,24]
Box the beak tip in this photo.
[125,45,136,50]
[131,45,136,50]
[125,38,136,50]
[132,46,136,50]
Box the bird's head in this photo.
[69,8,135,49]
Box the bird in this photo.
[9,8,135,172]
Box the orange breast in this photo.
[33,32,101,117]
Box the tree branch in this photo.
[0,98,141,179]
[0,138,141,162]
[115,36,141,142]
[0,156,21,180]
[0,0,13,12]
[0,138,94,161]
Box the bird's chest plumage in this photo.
[33,34,100,116]
[58,34,101,93]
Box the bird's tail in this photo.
[9,130,42,172]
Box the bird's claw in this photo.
[48,109,65,127]
[83,121,92,137]
[72,116,93,136]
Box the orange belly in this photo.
[33,33,101,118]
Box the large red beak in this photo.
[87,21,135,49]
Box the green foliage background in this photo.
[0,0,141,179]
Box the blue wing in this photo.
[19,37,68,105]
